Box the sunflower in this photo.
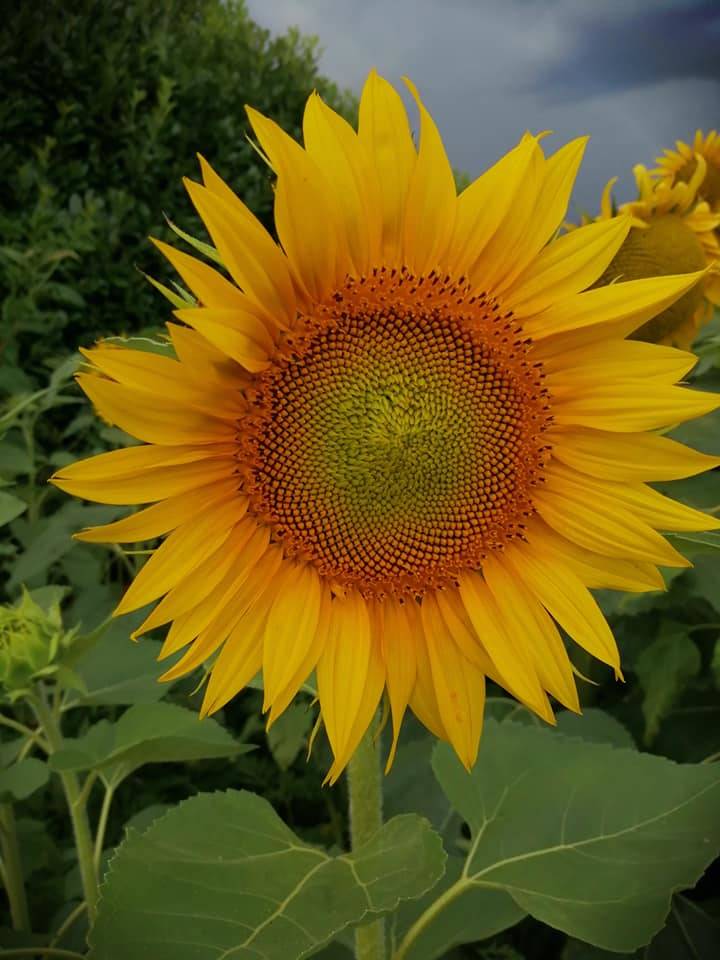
[654,130,720,213]
[52,72,720,782]
[578,162,720,349]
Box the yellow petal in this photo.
[303,92,380,273]
[113,496,248,616]
[380,600,417,771]
[268,585,333,724]
[527,518,665,593]
[552,380,720,432]
[173,307,271,373]
[51,448,236,504]
[471,135,546,291]
[358,70,416,265]
[76,375,235,446]
[246,106,341,299]
[483,554,578,712]
[423,592,486,770]
[316,593,374,773]
[166,547,283,688]
[524,271,709,340]
[550,427,720,481]
[197,599,269,714]
[545,340,697,385]
[262,563,322,712]
[150,238,248,309]
[166,323,245,384]
[496,137,587,291]
[183,178,295,327]
[457,570,553,720]
[548,463,720,534]
[324,628,384,785]
[80,345,245,419]
[154,524,270,655]
[74,478,239,543]
[408,608,449,742]
[534,476,690,568]
[448,135,537,276]
[134,518,265,636]
[506,216,632,316]
[401,78,456,275]
[503,541,621,672]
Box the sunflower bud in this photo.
[0,591,64,695]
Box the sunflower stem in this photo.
[347,727,385,960]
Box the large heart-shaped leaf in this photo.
[89,790,446,960]
[405,720,720,955]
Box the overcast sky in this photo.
[245,0,720,217]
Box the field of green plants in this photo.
[1,3,720,959]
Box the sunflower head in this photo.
[655,130,720,211]
[587,161,720,348]
[52,72,720,782]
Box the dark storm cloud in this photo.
[244,0,720,211]
[539,2,720,98]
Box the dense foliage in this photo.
[0,0,355,389]
[1,2,720,959]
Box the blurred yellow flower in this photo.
[576,160,720,348]
[655,130,720,213]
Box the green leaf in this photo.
[646,895,720,959]
[668,407,720,456]
[635,625,701,743]
[8,502,122,587]
[69,612,169,706]
[392,854,525,960]
[266,700,313,770]
[0,491,27,526]
[563,894,720,960]
[89,791,446,960]
[487,698,636,749]
[553,709,635,748]
[421,720,720,954]
[0,443,31,477]
[164,216,223,265]
[667,530,720,555]
[0,758,49,802]
[385,729,454,833]
[49,702,249,787]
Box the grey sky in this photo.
[245,0,719,217]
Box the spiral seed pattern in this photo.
[241,268,551,597]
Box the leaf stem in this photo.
[0,949,86,959]
[0,714,49,752]
[49,901,87,948]
[392,877,469,960]
[0,803,31,931]
[93,784,115,873]
[347,727,385,960]
[29,690,99,922]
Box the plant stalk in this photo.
[30,692,98,921]
[347,728,385,960]
[0,803,31,931]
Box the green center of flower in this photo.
[596,214,706,344]
[241,270,551,597]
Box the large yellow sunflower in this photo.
[53,72,720,782]
[577,162,720,348]
[654,129,720,213]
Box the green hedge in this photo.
[0,0,356,390]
